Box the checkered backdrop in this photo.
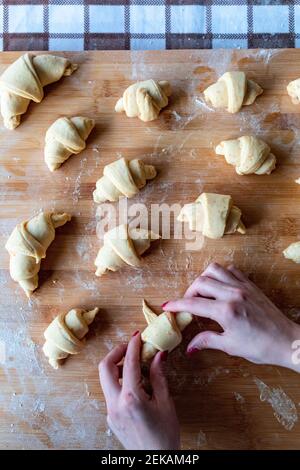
[0,1,299,51]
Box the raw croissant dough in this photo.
[204,71,263,113]
[287,79,300,104]
[5,211,71,297]
[215,135,276,175]
[283,242,300,264]
[178,192,246,239]
[0,53,77,129]
[93,157,156,203]
[141,300,193,362]
[45,116,95,171]
[43,307,99,369]
[95,224,159,277]
[115,79,171,122]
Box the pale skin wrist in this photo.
[278,321,300,372]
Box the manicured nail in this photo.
[132,330,139,337]
[161,301,169,309]
[186,347,199,356]
[160,351,168,361]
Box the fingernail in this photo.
[160,351,168,361]
[186,347,199,356]
[161,301,169,309]
[132,330,139,337]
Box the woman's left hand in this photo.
[98,332,180,450]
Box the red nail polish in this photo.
[187,347,199,356]
[132,330,139,337]
[160,351,168,361]
[161,301,169,309]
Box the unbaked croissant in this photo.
[141,300,193,362]
[204,71,263,113]
[5,211,71,297]
[0,53,77,129]
[178,192,246,239]
[95,224,159,277]
[44,116,95,171]
[43,307,99,369]
[93,157,156,203]
[283,242,300,264]
[215,135,276,175]
[287,79,300,104]
[115,79,171,122]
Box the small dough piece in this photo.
[5,211,71,297]
[203,71,263,113]
[93,157,156,203]
[45,116,95,171]
[95,224,159,277]
[287,79,300,104]
[215,135,276,175]
[115,79,171,122]
[141,300,193,362]
[283,242,300,264]
[43,307,99,369]
[0,53,77,129]
[178,192,246,239]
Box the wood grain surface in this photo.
[1,49,300,450]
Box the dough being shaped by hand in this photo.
[287,79,300,104]
[5,211,71,297]
[0,53,77,129]
[95,224,159,277]
[178,192,246,239]
[93,157,156,203]
[141,300,192,362]
[115,79,171,122]
[43,307,99,369]
[283,242,300,264]
[204,71,263,113]
[44,116,95,171]
[215,135,276,175]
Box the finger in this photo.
[184,276,240,301]
[227,264,249,282]
[122,332,143,391]
[187,331,227,354]
[201,262,240,286]
[99,343,127,404]
[150,351,170,401]
[162,297,228,327]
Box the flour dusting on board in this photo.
[254,378,298,431]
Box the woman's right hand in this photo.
[163,263,300,372]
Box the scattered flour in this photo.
[254,378,298,431]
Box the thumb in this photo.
[150,351,170,401]
[187,331,226,355]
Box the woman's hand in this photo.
[162,263,300,372]
[99,332,180,450]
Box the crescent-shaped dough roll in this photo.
[44,116,95,171]
[283,242,300,264]
[95,224,159,277]
[178,192,246,239]
[215,135,276,175]
[287,79,300,104]
[141,300,193,362]
[93,157,156,203]
[5,211,71,297]
[0,53,77,129]
[43,307,99,369]
[115,79,171,122]
[203,71,263,113]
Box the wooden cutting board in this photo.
[1,49,300,450]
